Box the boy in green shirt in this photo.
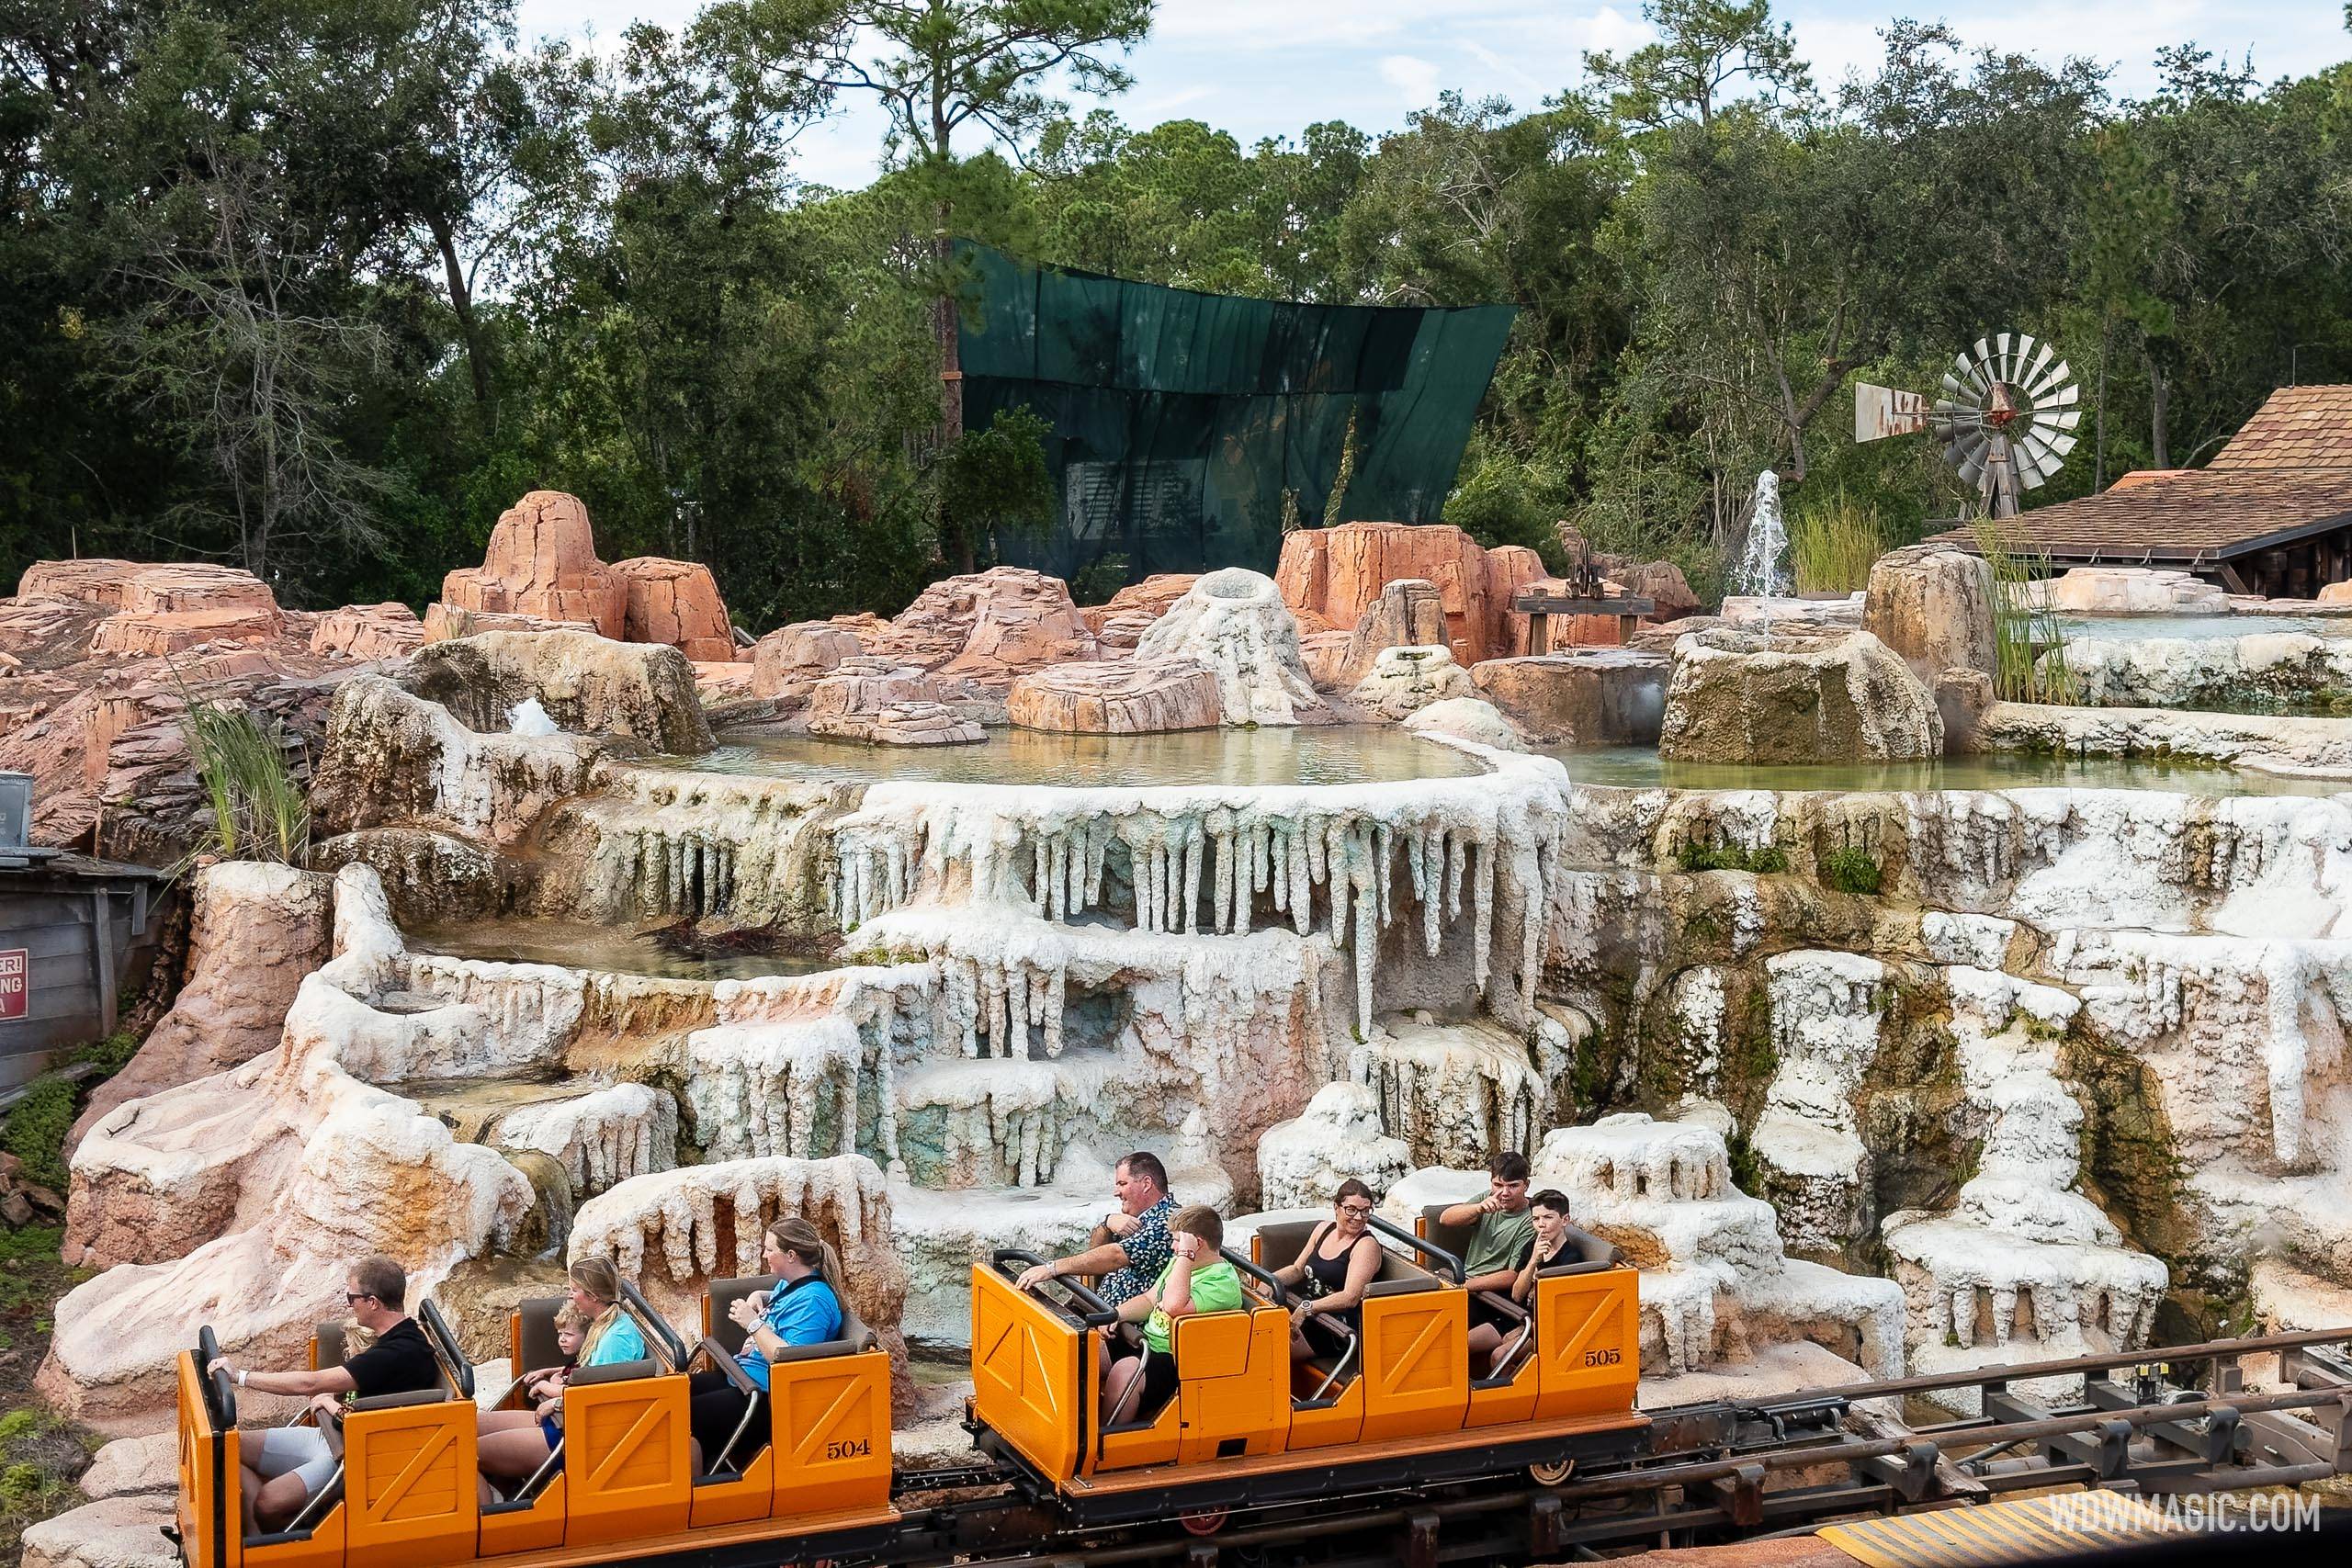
[1104,1204,1244,1423]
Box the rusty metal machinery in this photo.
[1858,334,2083,520]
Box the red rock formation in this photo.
[1274,523,1544,666]
[751,621,864,700]
[311,603,424,660]
[16,559,144,609]
[867,567,1099,688]
[611,557,739,662]
[1080,572,1197,651]
[85,606,282,658]
[440,491,628,637]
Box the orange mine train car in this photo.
[177,1221,1646,1567]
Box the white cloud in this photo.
[1380,53,1443,109]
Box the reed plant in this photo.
[1787,487,1887,594]
[1971,519,2079,705]
[179,687,311,864]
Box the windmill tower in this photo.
[1856,333,2082,518]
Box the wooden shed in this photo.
[1932,386,2352,597]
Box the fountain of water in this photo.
[1733,469,1789,626]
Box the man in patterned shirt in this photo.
[1014,1151,1177,1306]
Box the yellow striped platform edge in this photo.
[1817,1493,2178,1567]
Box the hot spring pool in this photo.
[683,725,1489,788]
[408,919,840,981]
[1544,747,2348,798]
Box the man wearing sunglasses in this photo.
[206,1254,443,1533]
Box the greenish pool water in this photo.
[693,726,1489,788]
[1544,747,2349,798]
[408,919,838,981]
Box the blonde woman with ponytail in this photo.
[476,1257,650,1487]
[686,1217,848,1470]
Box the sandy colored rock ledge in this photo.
[1006,658,1222,734]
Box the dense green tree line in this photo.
[3,0,2347,625]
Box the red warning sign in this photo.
[0,949,26,1021]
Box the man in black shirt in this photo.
[207,1254,447,1532]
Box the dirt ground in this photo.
[0,1221,102,1564]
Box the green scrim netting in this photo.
[955,242,1517,591]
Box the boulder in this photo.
[1298,629,1355,691]
[807,658,983,745]
[21,1494,177,1568]
[1008,659,1222,734]
[310,602,424,661]
[441,490,627,637]
[2319,580,2352,605]
[610,557,738,662]
[1256,1082,1413,1211]
[1401,695,1528,751]
[1660,627,1942,763]
[751,621,864,700]
[1864,545,1996,685]
[1341,578,1448,684]
[420,604,594,642]
[1275,521,1544,666]
[17,558,143,609]
[398,629,713,754]
[2037,565,2229,615]
[86,606,282,658]
[870,567,1098,686]
[1134,567,1329,726]
[78,1433,180,1501]
[1618,558,1702,620]
[119,563,277,617]
[69,862,334,1150]
[1471,649,1668,745]
[1080,573,1197,650]
[1348,644,1476,721]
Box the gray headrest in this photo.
[314,1323,348,1369]
[348,1387,448,1412]
[706,1275,780,1359]
[516,1296,566,1377]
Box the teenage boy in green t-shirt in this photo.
[1103,1204,1243,1423]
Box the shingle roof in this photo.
[1928,467,2352,563]
[2210,385,2352,469]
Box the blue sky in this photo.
[514,0,2352,189]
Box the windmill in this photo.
[1855,333,2082,518]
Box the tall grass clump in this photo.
[1972,519,2078,705]
[180,690,311,864]
[1788,488,1887,594]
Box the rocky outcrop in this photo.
[399,629,713,754]
[611,557,738,662]
[2034,565,2230,615]
[751,621,864,701]
[442,491,628,637]
[1349,644,1476,720]
[1257,1081,1412,1210]
[1401,696,1528,751]
[866,567,1097,688]
[310,603,424,660]
[1080,573,1196,650]
[1275,522,1544,666]
[70,863,333,1148]
[1472,649,1668,745]
[805,658,984,745]
[1007,659,1222,734]
[2054,629,2352,711]
[1134,567,1331,725]
[1863,545,1996,685]
[1341,578,1448,684]
[1660,628,1942,763]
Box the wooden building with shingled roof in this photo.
[1932,386,2352,597]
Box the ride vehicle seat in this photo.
[1250,1219,1439,1398]
[693,1274,878,1479]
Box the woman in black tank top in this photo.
[1269,1179,1385,1363]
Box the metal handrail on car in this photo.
[198,1325,236,1428]
[1222,1247,1291,1306]
[418,1299,475,1399]
[617,1279,691,1371]
[1366,1213,1464,1283]
[992,1248,1119,1326]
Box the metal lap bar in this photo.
[1310,1328,1360,1404]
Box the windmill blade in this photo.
[2030,359,2075,400]
[1996,332,2015,381]
[2027,409,2080,441]
[2018,433,2056,477]
[1974,337,1996,373]
[2022,340,2055,393]
[2049,407,2084,430]
[2046,431,2080,457]
[1951,353,1988,397]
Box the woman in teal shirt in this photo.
[476,1258,649,1489]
